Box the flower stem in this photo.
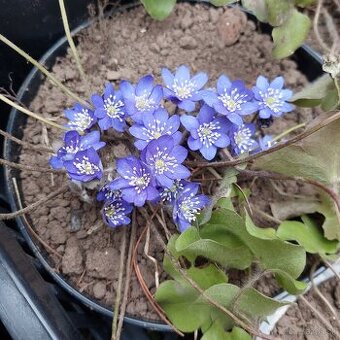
[0,93,68,131]
[0,33,90,107]
[271,122,306,143]
[58,0,88,86]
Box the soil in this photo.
[273,277,340,339]
[16,3,319,322]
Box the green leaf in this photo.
[291,74,334,108]
[140,0,176,20]
[203,323,251,340]
[187,265,229,289]
[241,0,268,22]
[209,0,238,5]
[277,218,338,255]
[295,0,317,6]
[272,9,311,58]
[253,118,340,240]
[175,226,253,269]
[274,270,308,294]
[321,88,340,111]
[245,210,277,240]
[265,0,294,26]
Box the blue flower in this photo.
[141,135,190,188]
[97,183,121,202]
[160,179,187,204]
[229,123,258,155]
[64,147,103,182]
[258,135,276,151]
[50,130,106,169]
[253,76,294,119]
[161,65,208,112]
[109,156,159,207]
[172,182,209,232]
[65,103,96,132]
[120,75,163,123]
[92,83,126,132]
[102,199,133,228]
[202,76,258,126]
[129,108,182,150]
[181,104,230,160]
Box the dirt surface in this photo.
[16,3,318,321]
[273,277,340,339]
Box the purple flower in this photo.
[50,130,106,169]
[91,83,126,132]
[161,65,208,112]
[229,123,258,156]
[258,135,276,151]
[65,103,96,132]
[253,76,294,119]
[172,182,210,232]
[109,156,159,207]
[102,199,133,228]
[120,75,163,123]
[129,108,182,150]
[181,105,230,160]
[97,183,121,202]
[64,147,103,182]
[141,135,190,188]
[160,179,186,204]
[202,76,258,126]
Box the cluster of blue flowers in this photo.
[50,65,293,232]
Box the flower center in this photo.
[74,156,99,175]
[104,95,124,119]
[172,80,195,99]
[180,195,200,222]
[71,110,92,131]
[104,201,127,225]
[197,122,220,147]
[135,93,155,111]
[151,149,178,175]
[234,126,254,154]
[144,119,168,141]
[218,89,247,112]
[129,169,151,193]
[263,88,283,113]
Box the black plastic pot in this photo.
[3,1,323,333]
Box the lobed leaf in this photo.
[140,0,176,20]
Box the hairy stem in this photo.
[0,33,89,107]
[0,128,52,153]
[0,94,68,130]
[111,228,127,340]
[313,0,331,53]
[0,184,68,220]
[187,111,340,169]
[271,123,306,143]
[58,0,88,85]
[0,158,63,174]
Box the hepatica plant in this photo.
[50,65,294,232]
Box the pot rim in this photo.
[3,0,323,333]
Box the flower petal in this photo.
[217,75,232,93]
[180,115,199,131]
[161,68,174,87]
[270,76,284,89]
[136,75,154,96]
[191,72,208,90]
[198,104,215,123]
[175,65,190,82]
[120,80,135,100]
[256,75,269,91]
[227,113,243,126]
[91,94,104,108]
[187,136,202,150]
[214,133,230,148]
[200,145,217,160]
[178,99,196,112]
[171,145,188,163]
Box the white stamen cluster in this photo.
[218,88,247,112]
[64,141,79,154]
[144,119,171,141]
[234,125,254,154]
[126,166,151,193]
[104,94,124,119]
[179,193,201,222]
[150,147,177,175]
[172,79,196,99]
[74,156,99,175]
[197,121,221,147]
[261,88,283,113]
[104,201,127,225]
[135,92,156,111]
[161,180,184,202]
[69,109,93,131]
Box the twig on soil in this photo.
[0,184,68,220]
[0,128,53,153]
[144,225,160,288]
[186,111,340,169]
[0,157,63,174]
[58,0,88,87]
[299,295,338,336]
[250,206,282,225]
[313,0,331,53]
[0,93,68,130]
[322,259,340,280]
[111,228,127,340]
[0,33,90,107]
[116,210,137,340]
[132,209,184,336]
[11,178,62,259]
